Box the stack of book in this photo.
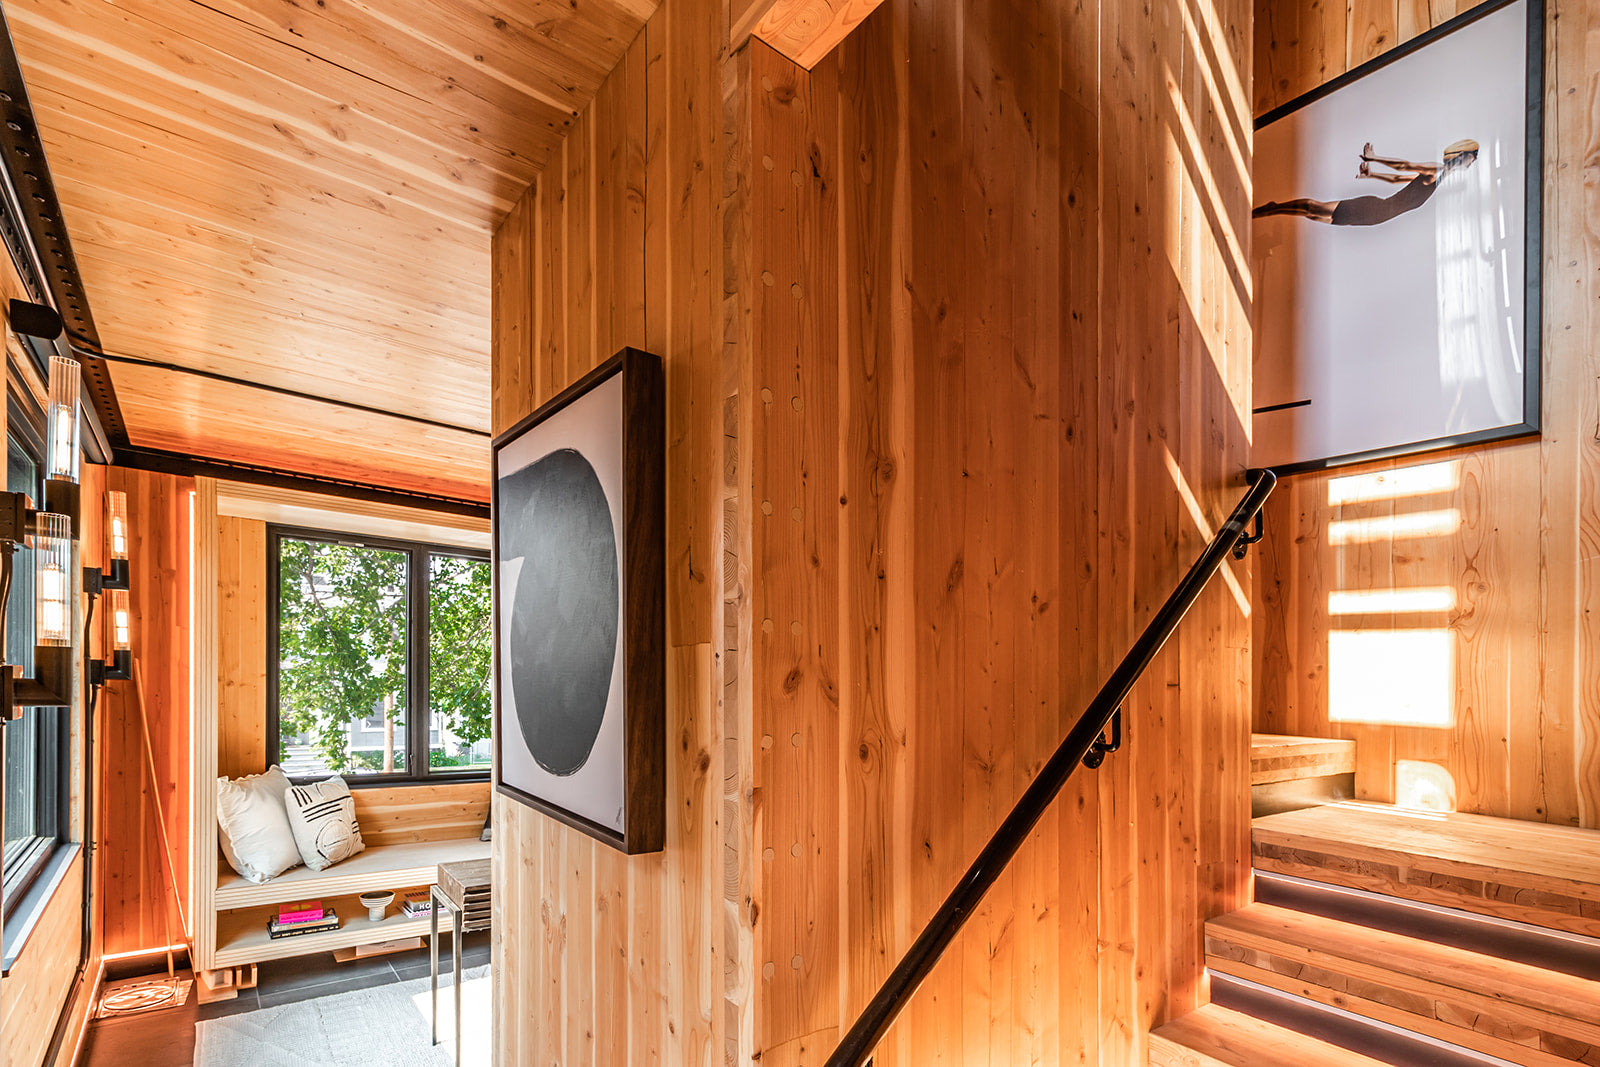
[267,900,339,939]
[401,891,436,919]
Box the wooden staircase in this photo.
[1152,738,1600,1066]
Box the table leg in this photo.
[453,904,463,1067]
[430,887,441,1047]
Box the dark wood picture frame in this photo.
[1252,0,1544,476]
[490,347,665,855]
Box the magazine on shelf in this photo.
[277,900,324,925]
[267,908,339,938]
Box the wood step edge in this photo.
[1249,806,1600,898]
[1249,737,1356,787]
[1206,953,1583,1067]
[1148,1004,1390,1067]
[1207,904,1600,1040]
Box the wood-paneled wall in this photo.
[493,0,1253,1059]
[216,515,266,782]
[488,0,736,1059]
[99,468,193,957]
[741,0,1254,1056]
[1251,0,1600,827]
[0,855,84,1067]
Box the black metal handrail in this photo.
[826,467,1278,1067]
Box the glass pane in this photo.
[3,436,39,877]
[3,707,38,864]
[7,436,35,673]
[277,538,409,777]
[428,554,492,773]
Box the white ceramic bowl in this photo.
[359,890,395,922]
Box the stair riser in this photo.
[1206,940,1600,1065]
[1254,872,1600,982]
[1209,973,1528,1067]
[1252,774,1355,819]
[1253,841,1600,940]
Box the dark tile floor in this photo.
[81,932,490,1067]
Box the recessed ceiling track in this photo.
[116,446,488,519]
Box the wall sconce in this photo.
[87,490,135,689]
[0,354,83,716]
[104,490,129,590]
[44,354,80,530]
[0,505,75,714]
[91,588,131,684]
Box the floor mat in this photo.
[193,965,490,1066]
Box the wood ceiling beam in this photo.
[731,0,888,70]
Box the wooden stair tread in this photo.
[1250,735,1357,785]
[1148,1004,1390,1067]
[1253,803,1600,901]
[1210,903,1600,1019]
[1208,904,1600,1063]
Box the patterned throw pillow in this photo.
[283,776,366,871]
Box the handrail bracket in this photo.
[1081,706,1122,769]
[1231,505,1265,560]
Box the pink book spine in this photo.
[277,907,325,924]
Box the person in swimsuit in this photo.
[1253,139,1480,225]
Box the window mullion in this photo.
[411,543,428,778]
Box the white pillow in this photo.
[284,776,365,871]
[216,765,302,884]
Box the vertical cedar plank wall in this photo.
[744,0,1252,1058]
[488,0,734,1058]
[99,468,194,957]
[1252,0,1600,827]
[216,515,267,782]
[492,0,1255,1060]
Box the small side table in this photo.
[431,857,491,1066]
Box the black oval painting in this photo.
[501,448,619,776]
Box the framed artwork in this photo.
[491,348,665,854]
[1252,0,1543,473]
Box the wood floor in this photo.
[80,933,489,1067]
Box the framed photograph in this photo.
[1252,0,1543,473]
[491,347,665,854]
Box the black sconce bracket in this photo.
[82,565,129,690]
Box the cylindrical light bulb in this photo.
[110,588,131,651]
[107,490,129,561]
[35,512,72,646]
[47,355,81,484]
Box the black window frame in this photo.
[1,386,69,918]
[266,524,491,786]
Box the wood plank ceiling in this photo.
[7,0,657,504]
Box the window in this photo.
[269,528,491,782]
[2,410,65,914]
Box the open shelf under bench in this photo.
[214,837,491,911]
[213,887,439,968]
